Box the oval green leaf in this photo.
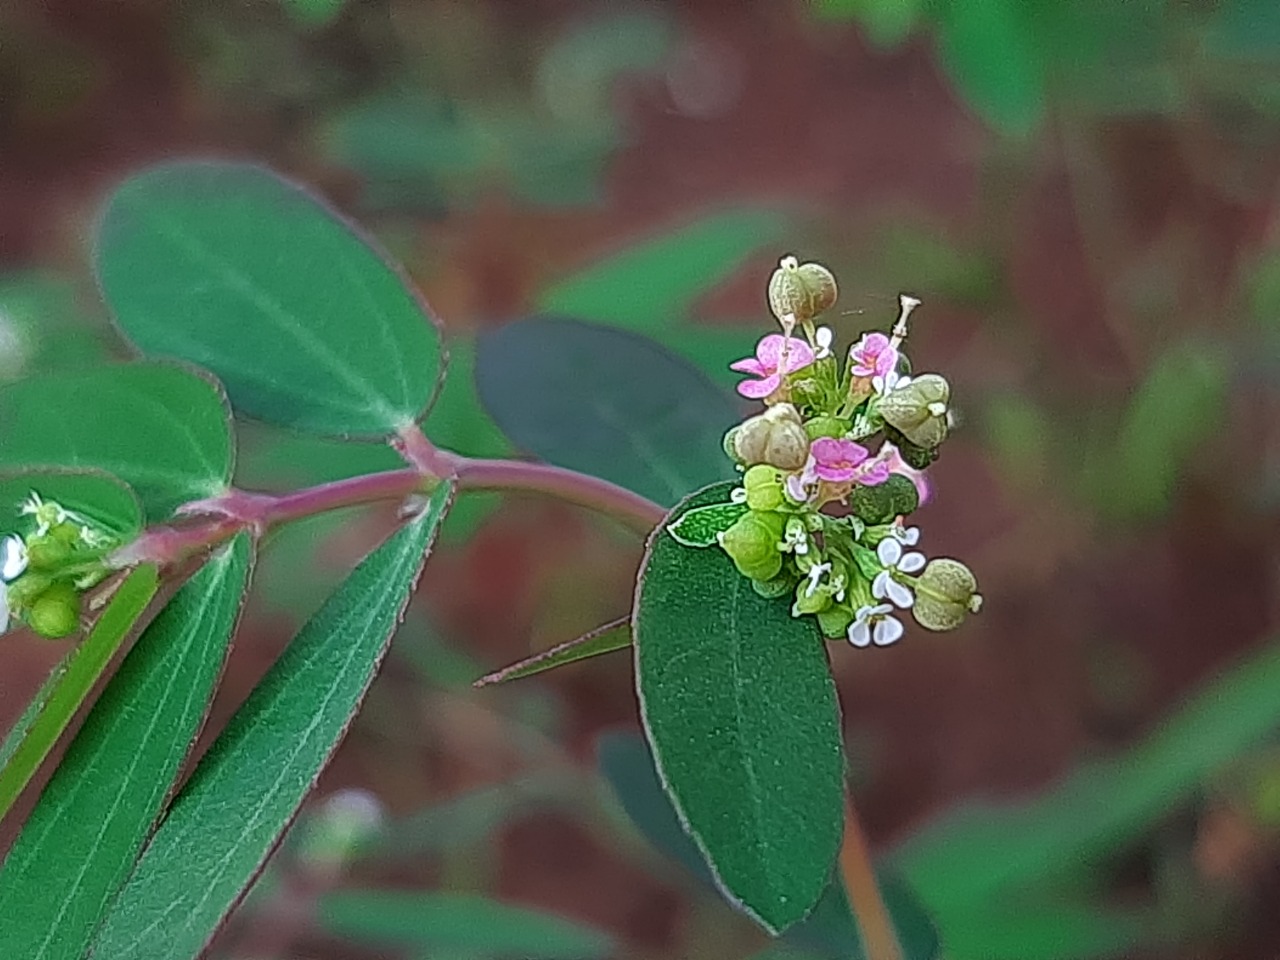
[88,481,453,960]
[632,482,845,933]
[0,565,160,826]
[0,362,233,520]
[0,535,252,960]
[319,891,614,959]
[96,160,444,437]
[477,318,741,506]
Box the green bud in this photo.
[722,426,743,466]
[50,522,83,546]
[26,535,73,571]
[768,256,838,326]
[849,474,919,524]
[885,426,939,470]
[5,572,53,611]
[911,558,981,632]
[793,583,832,615]
[805,416,848,440]
[743,465,785,511]
[752,573,798,599]
[733,403,810,471]
[719,511,784,582]
[879,373,951,449]
[29,581,81,639]
[817,605,854,639]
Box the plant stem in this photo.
[111,430,666,568]
[840,793,902,960]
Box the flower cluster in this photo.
[703,257,981,648]
[1,493,119,639]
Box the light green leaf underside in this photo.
[666,501,746,547]
[97,160,443,437]
[0,537,252,960]
[0,363,233,520]
[0,566,160,827]
[88,481,453,960]
[633,482,845,933]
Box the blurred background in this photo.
[3,1,1280,958]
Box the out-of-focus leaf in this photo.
[89,482,453,960]
[0,271,112,381]
[936,901,1145,960]
[319,891,614,959]
[0,566,160,824]
[811,0,923,47]
[475,618,630,687]
[893,642,1280,922]
[1204,0,1280,61]
[476,317,740,506]
[0,537,251,960]
[98,161,444,437]
[0,363,233,520]
[281,0,345,29]
[539,210,788,330]
[633,482,844,933]
[0,470,142,542]
[661,325,758,390]
[936,0,1045,135]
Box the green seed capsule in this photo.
[879,374,951,449]
[29,581,82,639]
[911,558,981,632]
[743,465,785,511]
[768,257,838,325]
[804,416,848,440]
[733,403,810,471]
[719,511,784,582]
[26,535,72,571]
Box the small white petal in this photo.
[873,616,903,646]
[872,571,892,600]
[805,562,831,597]
[1,536,27,581]
[895,526,920,546]
[730,487,748,504]
[877,538,902,567]
[814,326,833,359]
[884,577,914,609]
[785,474,809,503]
[898,551,926,574]
[872,374,887,393]
[0,580,8,634]
[848,621,872,647]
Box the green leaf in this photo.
[935,901,1143,960]
[892,642,1280,930]
[97,161,444,437]
[0,271,112,381]
[0,565,160,824]
[597,731,939,959]
[666,501,747,547]
[0,362,233,520]
[936,0,1046,136]
[89,481,454,960]
[319,891,614,959]
[0,469,142,541]
[632,482,845,933]
[475,618,630,687]
[281,0,345,28]
[539,210,787,330]
[477,318,741,506]
[0,536,252,960]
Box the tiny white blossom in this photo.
[778,519,810,556]
[848,604,903,647]
[0,580,8,634]
[730,486,748,504]
[1,535,27,581]
[877,371,912,396]
[814,326,833,360]
[804,562,832,597]
[872,537,924,609]
[890,525,920,547]
[19,492,64,536]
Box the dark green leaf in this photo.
[539,210,787,330]
[632,482,844,932]
[0,470,142,541]
[666,501,747,547]
[0,363,233,520]
[319,891,614,959]
[475,618,630,687]
[88,481,453,960]
[477,318,741,506]
[97,161,444,437]
[0,536,252,960]
[936,0,1045,136]
[0,566,160,824]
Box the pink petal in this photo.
[754,334,788,367]
[814,463,857,483]
[736,374,781,399]
[779,341,816,374]
[730,357,767,375]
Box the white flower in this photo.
[877,371,912,396]
[778,518,810,556]
[848,604,903,647]
[804,562,832,597]
[814,326,833,359]
[889,525,920,547]
[2,535,26,581]
[872,537,924,608]
[0,580,8,634]
[19,492,64,536]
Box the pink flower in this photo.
[810,437,871,483]
[848,333,899,391]
[877,442,930,503]
[731,335,816,400]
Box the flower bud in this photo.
[911,558,981,632]
[849,474,919,524]
[26,535,72,571]
[879,374,951,449]
[29,581,81,639]
[5,572,52,611]
[817,605,854,639]
[743,464,785,511]
[793,583,831,615]
[805,416,848,440]
[733,403,810,471]
[768,256,838,326]
[718,511,784,582]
